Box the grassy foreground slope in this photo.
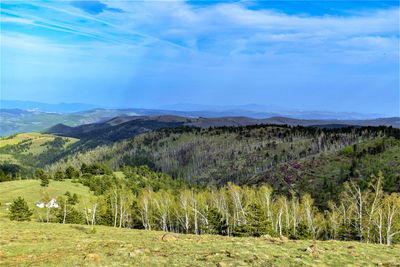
[0,180,91,220]
[0,221,399,267]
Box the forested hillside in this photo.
[0,133,78,174]
[48,125,400,186]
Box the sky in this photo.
[1,0,399,116]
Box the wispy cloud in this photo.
[71,1,123,15]
[1,1,398,115]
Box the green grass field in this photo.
[0,180,92,220]
[0,221,399,266]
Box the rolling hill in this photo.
[0,133,79,170]
[43,115,400,148]
[0,108,141,137]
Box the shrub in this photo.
[342,146,354,157]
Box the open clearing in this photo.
[0,180,92,220]
[0,133,78,166]
[0,220,399,266]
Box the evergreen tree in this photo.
[80,163,89,174]
[288,222,313,240]
[69,193,79,205]
[337,220,359,241]
[202,208,227,235]
[53,171,65,181]
[233,203,275,237]
[65,166,78,179]
[55,206,85,224]
[9,197,33,221]
[36,169,49,187]
[40,174,49,187]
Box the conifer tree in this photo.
[40,175,49,187]
[203,208,227,235]
[9,197,33,221]
[67,193,79,205]
[53,171,65,181]
[36,169,49,187]
[233,203,274,237]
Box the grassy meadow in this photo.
[0,180,92,220]
[0,181,399,266]
[0,220,399,266]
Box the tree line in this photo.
[10,166,400,245]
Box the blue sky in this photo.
[1,1,399,116]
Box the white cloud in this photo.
[1,1,398,114]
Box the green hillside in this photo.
[0,108,141,137]
[0,133,79,170]
[0,180,92,220]
[1,220,399,266]
[248,137,400,207]
[47,125,400,195]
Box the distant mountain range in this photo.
[2,100,386,119]
[0,100,397,137]
[159,103,384,120]
[1,100,98,113]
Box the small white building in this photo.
[36,198,59,209]
[35,202,45,208]
[5,203,11,211]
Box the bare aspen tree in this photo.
[112,188,118,227]
[139,189,152,230]
[383,193,400,245]
[343,181,366,242]
[302,194,316,236]
[284,197,290,230]
[179,190,191,234]
[366,173,382,243]
[91,202,97,231]
[228,183,245,228]
[327,201,341,240]
[119,188,134,228]
[63,198,67,224]
[153,190,171,232]
[291,192,300,236]
[375,207,384,244]
[191,192,199,235]
[83,197,98,230]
